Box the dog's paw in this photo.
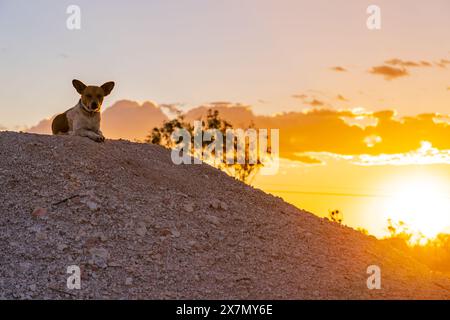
[96,135,105,143]
[91,134,105,143]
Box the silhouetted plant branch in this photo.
[147,109,265,184]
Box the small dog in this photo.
[52,79,115,142]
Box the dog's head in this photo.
[72,79,115,112]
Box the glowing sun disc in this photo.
[382,174,450,239]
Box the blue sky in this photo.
[0,0,449,129]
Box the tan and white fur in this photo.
[52,79,115,142]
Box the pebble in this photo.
[209,199,228,210]
[36,231,48,241]
[32,207,47,218]
[205,215,220,226]
[136,225,147,237]
[171,229,181,238]
[183,203,194,213]
[89,247,110,268]
[86,201,99,211]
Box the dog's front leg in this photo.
[72,128,104,143]
[97,130,106,142]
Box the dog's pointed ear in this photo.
[101,81,115,96]
[72,79,87,95]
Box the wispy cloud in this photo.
[291,93,328,107]
[436,59,450,68]
[385,58,432,68]
[309,99,324,107]
[291,94,308,100]
[330,66,347,72]
[336,94,349,102]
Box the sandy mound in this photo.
[0,131,449,299]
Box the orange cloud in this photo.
[365,56,449,81]
[369,65,409,80]
[309,99,324,107]
[182,104,450,163]
[330,66,347,72]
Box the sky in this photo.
[1,0,449,239]
[1,0,449,129]
[253,154,450,239]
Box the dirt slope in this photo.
[0,131,449,299]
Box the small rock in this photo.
[183,203,194,213]
[36,231,47,240]
[89,247,109,268]
[89,247,109,259]
[32,207,47,218]
[86,201,99,211]
[108,261,122,267]
[219,202,228,210]
[187,240,197,247]
[205,215,220,226]
[209,199,220,209]
[159,228,172,237]
[136,222,147,237]
[97,232,108,242]
[19,262,32,271]
[171,229,181,238]
[57,243,68,251]
[125,277,133,286]
[209,199,227,210]
[29,225,41,233]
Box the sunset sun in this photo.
[383,174,450,239]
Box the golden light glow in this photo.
[382,173,450,239]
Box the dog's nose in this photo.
[90,102,99,109]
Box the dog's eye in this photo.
[86,94,92,98]
[96,95,102,99]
